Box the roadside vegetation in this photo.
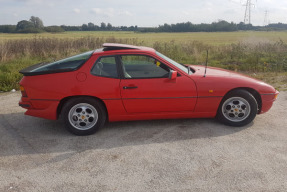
[0,32,287,92]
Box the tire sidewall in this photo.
[62,97,106,135]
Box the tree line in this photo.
[0,16,65,33]
[144,21,287,32]
[62,22,138,32]
[1,16,287,33]
[0,16,138,33]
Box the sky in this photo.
[0,0,286,27]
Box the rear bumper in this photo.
[260,90,279,114]
[19,98,59,120]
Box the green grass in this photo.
[0,57,43,91]
[0,31,287,92]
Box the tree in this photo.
[44,26,65,33]
[82,24,88,31]
[107,23,112,30]
[61,25,81,31]
[16,20,34,31]
[0,25,16,33]
[100,22,106,30]
[30,16,44,28]
[88,22,95,30]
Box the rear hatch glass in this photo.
[20,51,93,76]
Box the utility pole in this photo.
[243,0,251,24]
[263,10,269,26]
[243,0,256,24]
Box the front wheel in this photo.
[217,90,258,127]
[62,97,106,135]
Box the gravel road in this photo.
[0,91,286,192]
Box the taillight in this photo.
[20,86,28,97]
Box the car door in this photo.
[119,54,197,113]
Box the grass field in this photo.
[0,31,287,92]
[1,31,287,45]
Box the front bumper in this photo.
[260,90,279,114]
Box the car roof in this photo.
[97,43,155,53]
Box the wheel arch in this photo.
[221,87,262,114]
[57,95,108,120]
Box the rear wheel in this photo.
[62,97,106,135]
[217,90,258,127]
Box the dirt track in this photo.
[0,91,286,192]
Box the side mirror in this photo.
[169,70,177,80]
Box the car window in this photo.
[156,51,190,74]
[121,55,170,79]
[31,51,93,73]
[91,56,118,78]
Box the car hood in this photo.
[189,65,276,94]
[191,65,260,81]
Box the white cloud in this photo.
[73,8,81,14]
[118,10,133,16]
[91,8,115,17]
[182,11,190,16]
[24,0,45,4]
[90,8,133,18]
[48,2,55,7]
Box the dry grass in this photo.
[0,36,141,62]
[2,31,287,45]
[248,72,287,91]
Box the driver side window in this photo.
[120,55,170,79]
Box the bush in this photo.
[44,26,65,33]
[17,27,44,33]
[0,25,16,33]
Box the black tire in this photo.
[62,97,106,136]
[217,89,258,127]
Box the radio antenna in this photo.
[203,50,208,78]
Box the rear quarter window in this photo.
[31,51,93,73]
[91,56,118,78]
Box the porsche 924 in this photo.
[19,43,279,135]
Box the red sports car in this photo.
[19,43,279,135]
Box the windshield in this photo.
[156,51,189,74]
[31,51,93,72]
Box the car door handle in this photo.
[123,86,138,89]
